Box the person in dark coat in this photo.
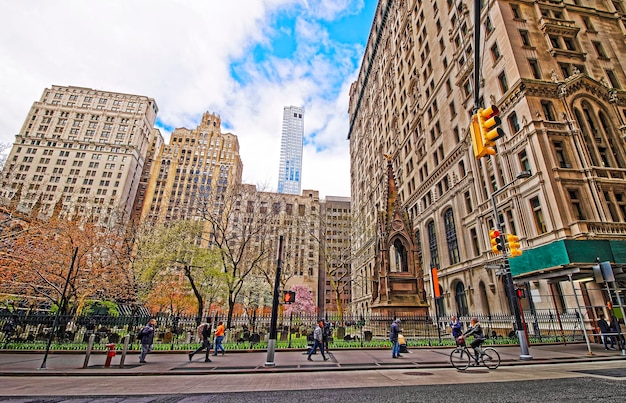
[390,318,401,358]
[610,316,624,350]
[189,322,212,362]
[138,318,156,363]
[450,315,463,345]
[597,314,615,350]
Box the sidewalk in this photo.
[0,342,623,376]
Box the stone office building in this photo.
[0,85,159,224]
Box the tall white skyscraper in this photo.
[277,106,304,195]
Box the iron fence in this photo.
[0,308,603,349]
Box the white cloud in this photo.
[0,0,365,198]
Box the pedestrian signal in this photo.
[283,290,296,304]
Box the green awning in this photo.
[509,239,626,277]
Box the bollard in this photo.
[119,334,130,368]
[83,333,96,369]
[104,343,116,368]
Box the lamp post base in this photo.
[517,330,533,360]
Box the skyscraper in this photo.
[277,106,304,195]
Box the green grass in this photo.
[0,335,572,352]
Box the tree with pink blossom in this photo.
[284,284,316,315]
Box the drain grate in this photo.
[403,371,434,376]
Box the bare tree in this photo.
[196,183,277,328]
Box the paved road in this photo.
[0,362,625,402]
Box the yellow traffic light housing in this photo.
[507,233,522,257]
[472,105,504,159]
[489,229,503,254]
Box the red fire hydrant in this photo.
[104,343,116,368]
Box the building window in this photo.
[528,59,541,79]
[455,282,469,316]
[582,16,595,31]
[568,189,585,220]
[511,4,522,19]
[518,149,531,173]
[553,141,570,168]
[464,191,473,213]
[490,43,502,63]
[593,41,608,59]
[485,16,494,35]
[606,70,621,88]
[530,196,547,234]
[498,72,509,93]
[444,209,460,265]
[519,30,531,47]
[508,112,520,133]
[541,101,556,121]
[427,221,439,268]
[563,37,577,51]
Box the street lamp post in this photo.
[491,171,532,360]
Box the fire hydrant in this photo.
[104,343,116,368]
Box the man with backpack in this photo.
[189,321,213,362]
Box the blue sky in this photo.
[0,0,378,197]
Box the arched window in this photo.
[479,281,491,316]
[574,107,600,166]
[455,282,469,316]
[444,209,461,265]
[436,285,445,315]
[415,229,423,270]
[389,238,408,272]
[427,221,439,267]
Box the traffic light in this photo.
[283,290,296,304]
[472,105,504,159]
[490,229,504,254]
[507,233,522,257]
[469,113,485,159]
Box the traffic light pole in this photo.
[491,184,532,360]
[265,235,284,367]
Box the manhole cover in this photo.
[403,371,433,376]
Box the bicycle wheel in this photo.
[450,348,470,370]
[480,347,501,369]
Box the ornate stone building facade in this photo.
[349,0,626,323]
[140,111,243,225]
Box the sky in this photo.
[0,0,378,198]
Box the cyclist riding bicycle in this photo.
[458,317,486,362]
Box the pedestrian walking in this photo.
[597,314,615,350]
[138,318,156,363]
[213,321,226,356]
[390,318,401,358]
[609,315,624,351]
[322,319,332,352]
[307,320,328,361]
[450,315,463,345]
[188,321,212,362]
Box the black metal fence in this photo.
[0,308,600,349]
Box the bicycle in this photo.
[449,336,500,370]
